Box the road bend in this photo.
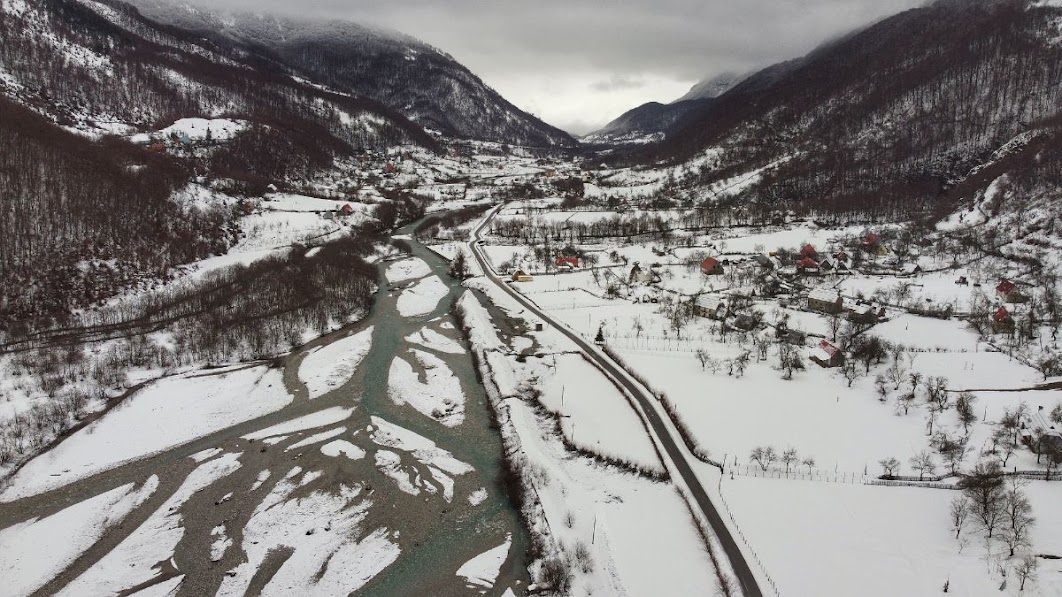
[467,207,764,597]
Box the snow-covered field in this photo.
[458,290,724,595]
[58,454,243,596]
[1,366,291,500]
[215,474,399,597]
[298,327,374,398]
[406,327,464,354]
[396,275,449,317]
[722,477,1062,596]
[385,257,432,284]
[388,349,465,426]
[0,477,158,596]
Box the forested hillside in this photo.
[0,0,435,328]
[124,0,578,148]
[642,0,1062,219]
[0,97,232,328]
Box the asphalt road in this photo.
[468,208,764,597]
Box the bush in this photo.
[540,556,573,593]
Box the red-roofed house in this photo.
[996,278,1024,302]
[797,257,820,275]
[800,244,818,259]
[339,203,355,216]
[555,255,579,269]
[993,306,1015,333]
[810,339,843,368]
[701,257,724,276]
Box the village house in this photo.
[807,287,843,314]
[996,278,1025,303]
[1020,406,1062,456]
[628,262,659,285]
[694,296,728,320]
[700,256,724,276]
[800,244,819,260]
[796,257,820,275]
[810,339,844,368]
[339,203,355,217]
[846,302,884,324]
[555,255,579,272]
[992,305,1015,333]
[511,270,533,283]
[753,254,774,270]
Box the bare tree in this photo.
[895,391,917,416]
[1042,444,1061,481]
[879,457,901,477]
[874,374,889,402]
[963,461,1005,539]
[949,495,969,539]
[750,446,777,472]
[925,376,950,411]
[887,353,907,390]
[1001,479,1036,557]
[695,349,711,371]
[1014,555,1039,592]
[910,450,937,480]
[936,432,968,475]
[781,447,798,473]
[842,359,861,387]
[802,456,816,474]
[955,391,977,433]
[991,426,1018,468]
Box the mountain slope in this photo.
[124,0,578,148]
[585,71,754,145]
[648,0,1062,217]
[673,71,751,103]
[0,0,433,327]
[583,99,708,145]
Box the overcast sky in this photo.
[183,0,926,135]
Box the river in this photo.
[0,219,531,596]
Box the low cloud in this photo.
[590,75,646,93]
[148,0,927,133]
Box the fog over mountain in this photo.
[152,0,926,134]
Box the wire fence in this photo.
[728,464,865,485]
[716,475,782,597]
[865,478,961,490]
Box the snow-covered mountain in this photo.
[584,71,755,145]
[581,100,702,146]
[0,0,436,325]
[643,0,1062,220]
[124,0,577,148]
[673,71,751,103]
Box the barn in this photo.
[700,257,724,276]
[807,287,843,314]
[810,339,843,368]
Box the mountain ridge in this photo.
[123,0,578,148]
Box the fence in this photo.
[716,475,782,597]
[728,464,865,485]
[865,478,961,490]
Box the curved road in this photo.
[467,207,764,597]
